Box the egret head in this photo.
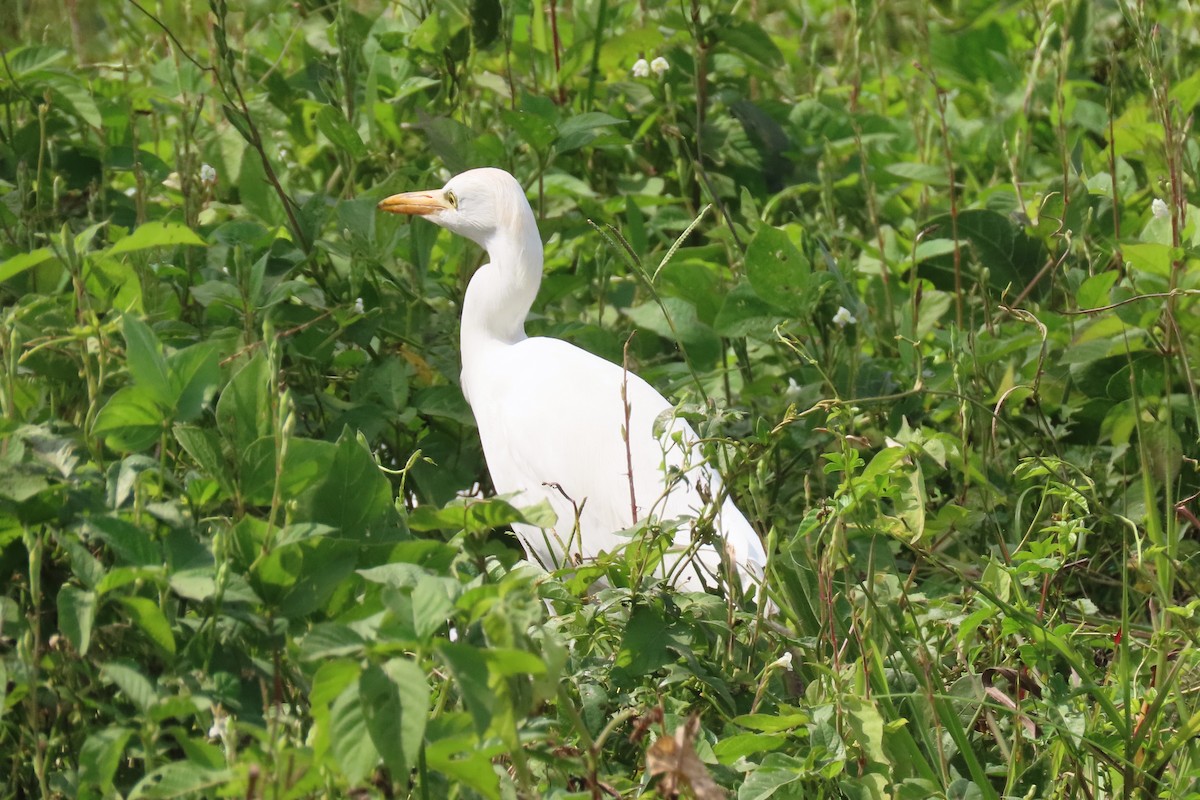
[377,167,533,250]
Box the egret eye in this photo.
[445,190,458,208]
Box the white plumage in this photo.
[379,168,766,594]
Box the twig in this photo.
[621,332,638,527]
[219,310,333,365]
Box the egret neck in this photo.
[460,211,543,380]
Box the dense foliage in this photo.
[2,0,1199,797]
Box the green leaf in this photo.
[437,642,494,736]
[716,20,784,68]
[745,225,812,315]
[713,281,784,338]
[85,516,161,567]
[239,436,337,507]
[1123,242,1176,276]
[409,495,554,535]
[555,112,625,153]
[361,659,430,780]
[0,247,56,282]
[501,109,557,152]
[57,584,96,655]
[93,385,166,452]
[924,208,1043,290]
[117,596,176,656]
[300,623,367,662]
[128,762,232,799]
[711,732,786,763]
[425,730,503,799]
[102,662,158,713]
[109,221,206,255]
[329,684,380,785]
[298,430,393,536]
[412,575,456,641]
[317,105,368,160]
[216,354,273,454]
[121,316,173,407]
[174,425,234,495]
[884,161,950,187]
[166,342,220,422]
[79,727,134,791]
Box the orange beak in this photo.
[377,190,452,216]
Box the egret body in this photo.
[378,168,766,594]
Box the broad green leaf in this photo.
[360,659,429,780]
[745,225,812,316]
[329,684,379,785]
[85,516,161,567]
[57,584,96,655]
[846,696,887,763]
[716,20,784,68]
[216,353,273,454]
[101,662,158,713]
[885,161,950,187]
[409,495,553,535]
[93,385,166,452]
[732,712,811,733]
[711,732,786,763]
[44,73,102,127]
[6,45,67,74]
[923,208,1044,290]
[117,596,176,656]
[412,575,456,640]
[127,762,232,799]
[501,109,557,152]
[299,623,367,662]
[168,569,217,602]
[121,316,173,407]
[710,281,787,338]
[79,726,134,791]
[238,436,336,507]
[109,221,206,255]
[1123,241,1176,276]
[317,105,368,160]
[277,549,358,619]
[555,112,625,153]
[737,753,807,799]
[437,642,494,736]
[174,425,233,495]
[425,731,503,799]
[166,342,220,422]
[298,431,393,536]
[0,247,55,282]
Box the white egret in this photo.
[378,168,766,596]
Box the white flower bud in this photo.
[1152,198,1169,219]
[200,163,217,186]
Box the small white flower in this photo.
[832,306,857,328]
[1152,197,1169,219]
[354,297,364,314]
[208,713,229,741]
[200,163,217,186]
[631,58,650,78]
[769,652,793,672]
[650,56,669,77]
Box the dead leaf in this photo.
[645,714,726,799]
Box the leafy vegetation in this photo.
[2,0,1199,797]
